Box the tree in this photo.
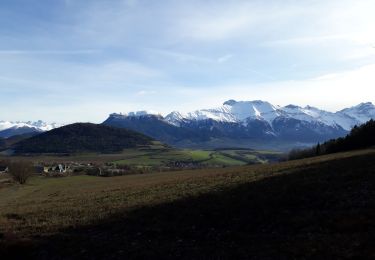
[288,119,375,160]
[316,143,321,155]
[8,161,34,184]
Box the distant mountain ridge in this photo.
[103,101,375,150]
[0,120,62,138]
[2,101,375,151]
[12,123,153,154]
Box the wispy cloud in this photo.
[0,49,100,55]
[0,0,374,122]
[264,34,351,46]
[136,90,157,96]
[171,64,375,114]
[217,54,233,63]
[146,49,212,63]
[147,49,235,65]
[179,13,253,41]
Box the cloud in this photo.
[1,0,375,122]
[183,63,375,113]
[179,13,253,41]
[217,54,233,63]
[147,49,235,65]
[265,34,351,46]
[136,90,157,96]
[0,49,100,55]
[146,48,212,63]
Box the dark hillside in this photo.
[0,138,5,150]
[290,119,375,160]
[103,114,209,144]
[323,119,375,153]
[3,132,40,149]
[13,123,153,154]
[0,126,42,138]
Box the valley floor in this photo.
[1,149,375,259]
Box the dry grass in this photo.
[0,149,374,258]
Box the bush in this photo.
[8,161,34,184]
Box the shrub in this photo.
[8,161,34,184]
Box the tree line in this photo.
[289,119,375,160]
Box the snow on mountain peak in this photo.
[0,120,61,132]
[127,111,157,117]
[110,110,160,118]
[164,111,187,126]
[166,100,282,124]
[223,99,237,106]
[284,104,301,109]
[304,105,319,110]
[351,102,375,112]
[338,102,375,126]
[358,101,373,107]
[161,101,375,131]
[342,102,375,111]
[224,100,281,123]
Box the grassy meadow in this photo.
[2,143,281,168]
[1,149,375,258]
[112,148,277,167]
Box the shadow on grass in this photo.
[2,154,375,259]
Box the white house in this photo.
[0,166,9,174]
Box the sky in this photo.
[1,0,375,123]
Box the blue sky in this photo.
[1,0,375,123]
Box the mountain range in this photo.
[163,100,375,131]
[2,100,375,151]
[0,120,61,138]
[103,100,375,150]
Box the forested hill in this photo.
[13,123,153,154]
[289,119,375,160]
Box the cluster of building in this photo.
[38,162,98,175]
[42,164,72,174]
[0,160,133,177]
[0,165,8,174]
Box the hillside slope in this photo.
[1,149,375,258]
[0,126,42,139]
[0,132,39,151]
[102,114,211,145]
[290,119,375,159]
[12,123,153,154]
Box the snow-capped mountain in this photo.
[3,100,373,149]
[104,100,375,150]
[278,104,362,131]
[184,100,283,124]
[164,100,374,131]
[339,102,375,127]
[164,111,187,127]
[0,120,62,138]
[0,120,60,131]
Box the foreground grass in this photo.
[1,149,375,259]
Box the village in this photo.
[0,161,128,178]
[0,159,210,181]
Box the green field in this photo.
[1,149,375,258]
[1,143,281,169]
[112,146,281,167]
